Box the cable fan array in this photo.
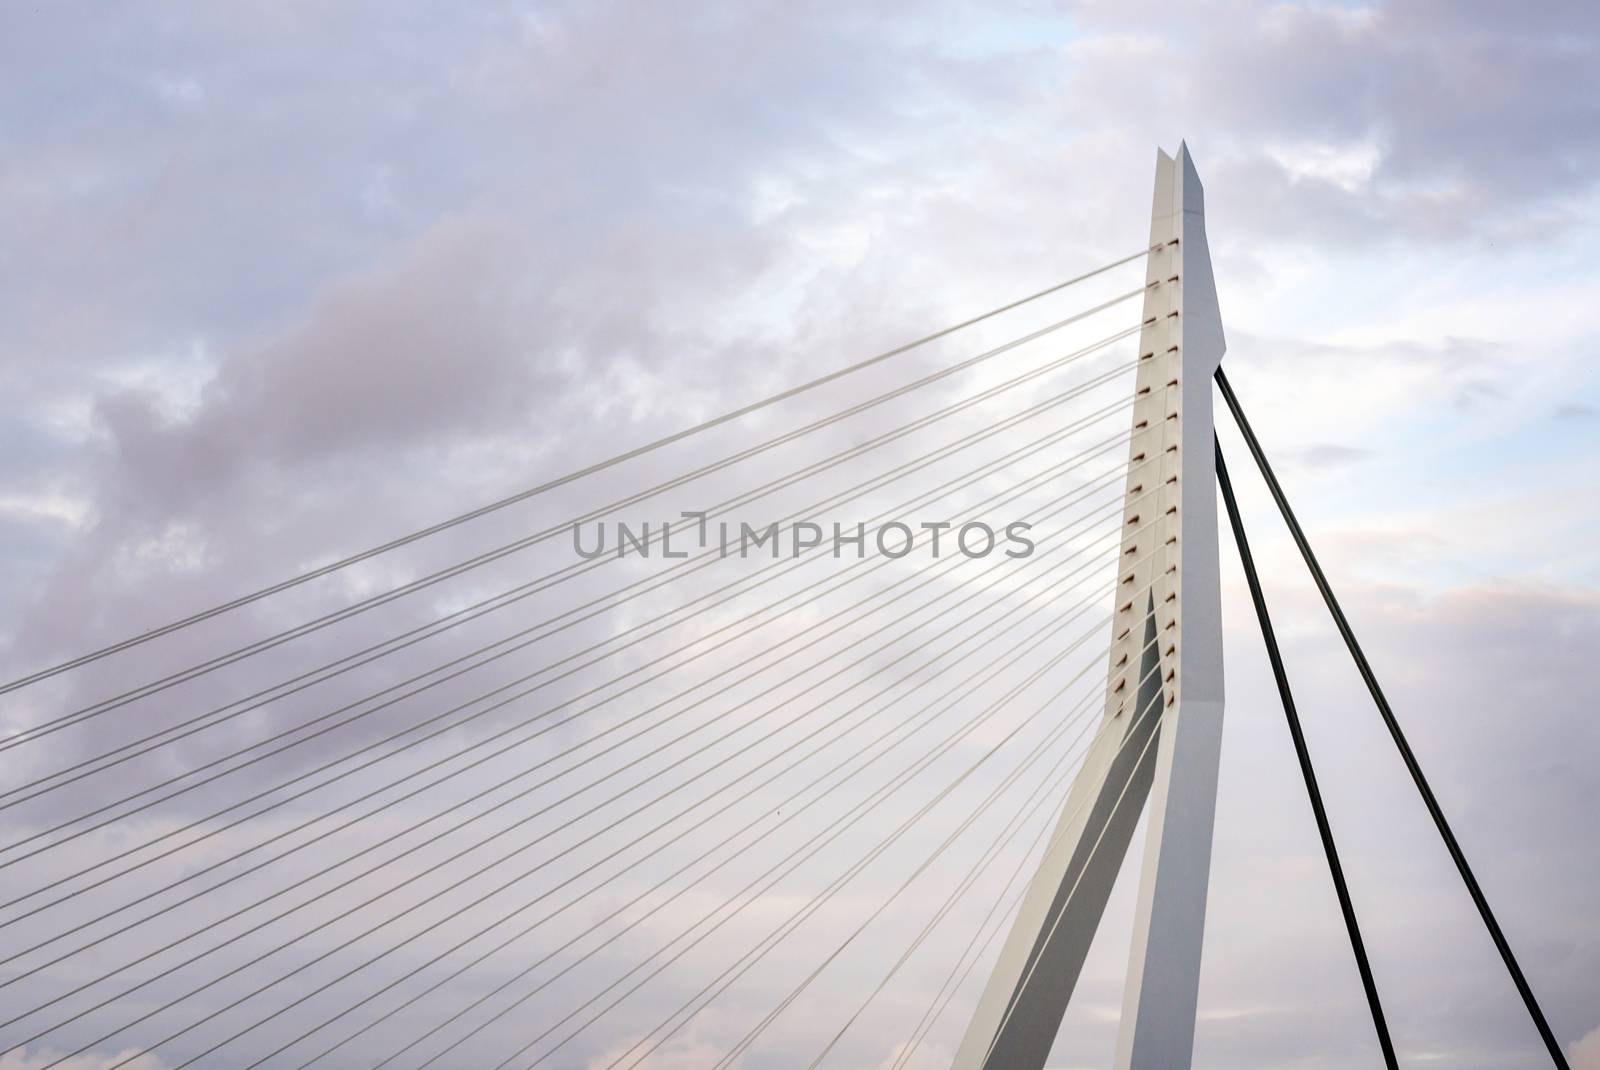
[0,248,1169,1069]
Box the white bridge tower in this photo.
[953,143,1228,1070]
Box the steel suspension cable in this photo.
[0,441,1126,985]
[715,652,1171,1070]
[62,541,1135,1070]
[4,299,1146,749]
[798,707,1086,1069]
[0,445,1140,946]
[511,635,1101,1070]
[4,483,1145,1048]
[596,650,1169,1070]
[0,356,1139,868]
[890,755,1063,1070]
[393,579,1166,1070]
[1,369,1135,833]
[0,431,1138,979]
[0,367,1141,910]
[1,388,1128,818]
[890,651,1174,1070]
[336,628,1130,1070]
[9,543,1152,1062]
[269,569,1138,1070]
[2,246,1156,698]
[1215,367,1570,1070]
[18,503,1141,1064]
[1215,438,1397,1068]
[2,364,1138,834]
[976,678,1182,1068]
[529,585,1166,1070]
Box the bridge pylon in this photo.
[952,142,1228,1070]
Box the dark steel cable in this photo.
[1215,366,1571,1070]
[1,246,1155,698]
[1216,437,1397,1069]
[3,298,1145,746]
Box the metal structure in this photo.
[953,143,1228,1070]
[0,141,1573,1070]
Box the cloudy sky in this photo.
[2,2,1598,1068]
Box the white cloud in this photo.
[1571,1023,1600,1070]
[1265,139,1383,193]
[0,4,1595,1069]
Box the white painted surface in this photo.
[952,143,1227,1070]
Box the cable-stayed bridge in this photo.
[0,146,1572,1069]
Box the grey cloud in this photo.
[1189,575,1600,1069]
[1,0,1000,682]
[1,3,1598,1068]
[1554,402,1597,421]
[1066,0,1600,246]
[1454,377,1507,409]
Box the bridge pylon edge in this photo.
[950,143,1227,1070]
